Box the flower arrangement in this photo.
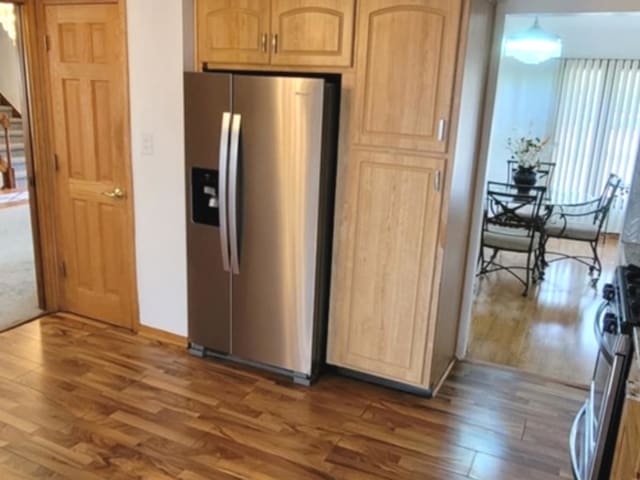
[507,136,549,170]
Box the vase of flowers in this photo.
[507,135,549,194]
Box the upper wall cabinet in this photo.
[270,0,355,67]
[196,0,355,68]
[354,0,462,153]
[197,0,271,65]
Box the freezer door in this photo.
[230,76,326,375]
[184,72,232,354]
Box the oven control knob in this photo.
[602,283,616,301]
[603,312,618,334]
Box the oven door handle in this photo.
[593,301,614,363]
[570,402,587,480]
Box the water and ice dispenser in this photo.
[191,167,219,227]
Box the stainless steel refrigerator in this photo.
[184,72,337,384]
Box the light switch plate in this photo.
[142,132,154,156]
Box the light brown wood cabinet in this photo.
[197,0,271,65]
[327,0,463,389]
[327,149,444,385]
[197,0,355,67]
[194,0,467,391]
[611,397,640,480]
[353,0,462,154]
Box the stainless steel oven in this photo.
[570,292,633,480]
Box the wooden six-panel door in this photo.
[45,3,137,328]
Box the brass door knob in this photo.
[102,187,126,199]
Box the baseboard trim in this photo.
[432,358,457,397]
[138,324,188,348]
[331,366,433,398]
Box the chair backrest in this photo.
[483,182,545,236]
[537,162,556,189]
[595,173,622,229]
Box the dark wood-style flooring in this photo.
[0,315,583,479]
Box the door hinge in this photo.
[44,35,51,52]
[435,171,441,192]
[61,261,67,278]
[54,153,60,172]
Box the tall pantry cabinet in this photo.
[194,0,467,393]
[327,0,463,391]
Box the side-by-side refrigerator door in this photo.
[184,72,232,354]
[229,75,326,375]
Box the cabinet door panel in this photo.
[198,0,270,65]
[271,0,354,67]
[354,0,461,152]
[328,149,443,384]
[611,400,640,480]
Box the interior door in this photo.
[45,3,137,328]
[229,76,326,375]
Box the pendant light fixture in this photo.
[504,17,562,65]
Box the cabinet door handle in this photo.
[434,171,441,192]
[272,33,278,54]
[438,118,446,142]
[261,33,268,53]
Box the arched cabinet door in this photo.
[353,0,462,153]
[270,0,355,67]
[197,0,271,65]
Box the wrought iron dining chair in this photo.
[541,173,622,284]
[477,182,546,296]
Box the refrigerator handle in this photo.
[229,113,242,275]
[219,112,232,273]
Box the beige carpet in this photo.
[0,203,42,330]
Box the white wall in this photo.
[127,0,188,336]
[432,0,495,379]
[505,14,640,60]
[0,17,23,113]
[182,0,195,71]
[498,0,640,15]
[485,57,560,183]
[623,149,640,244]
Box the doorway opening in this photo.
[0,2,43,330]
[463,11,640,386]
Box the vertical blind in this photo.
[550,59,640,232]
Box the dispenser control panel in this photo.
[192,167,219,227]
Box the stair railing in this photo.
[0,112,16,190]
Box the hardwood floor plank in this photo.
[469,237,618,385]
[330,434,476,478]
[0,316,586,479]
[469,451,573,480]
